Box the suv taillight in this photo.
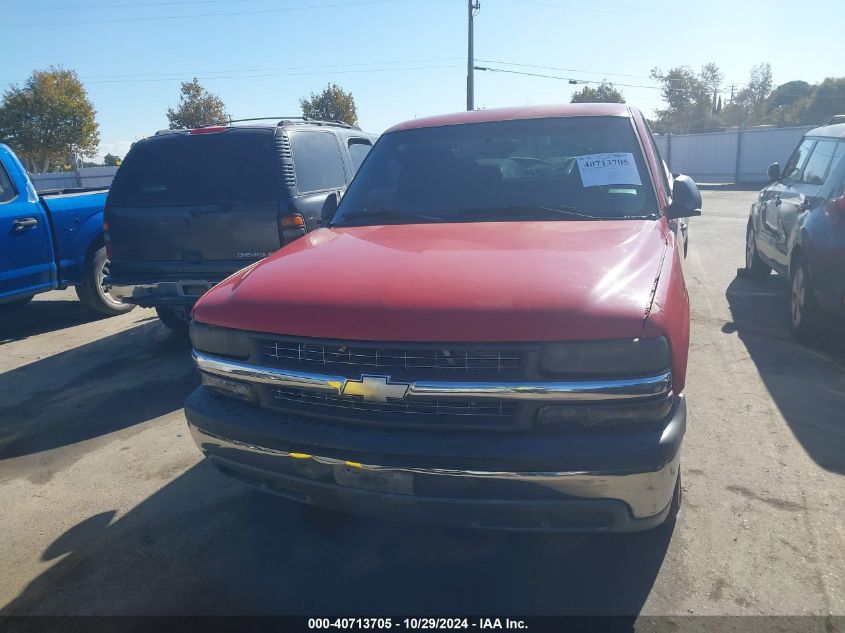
[103,220,113,259]
[279,214,307,245]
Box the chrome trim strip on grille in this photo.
[193,351,672,403]
[195,350,345,393]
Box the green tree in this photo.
[723,63,773,127]
[0,67,100,173]
[570,81,625,104]
[760,81,812,126]
[794,77,845,126]
[299,83,359,126]
[650,64,722,133]
[166,78,229,130]
[766,80,811,111]
[103,153,121,166]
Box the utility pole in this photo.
[467,0,480,111]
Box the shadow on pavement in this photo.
[0,320,197,459]
[725,274,845,474]
[2,461,673,617]
[0,299,119,345]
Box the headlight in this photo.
[190,322,251,359]
[201,372,258,403]
[539,336,670,379]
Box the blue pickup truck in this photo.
[0,143,133,315]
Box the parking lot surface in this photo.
[0,190,843,617]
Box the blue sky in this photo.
[2,0,842,160]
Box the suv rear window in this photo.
[348,139,373,172]
[108,128,278,206]
[334,116,657,226]
[290,131,347,194]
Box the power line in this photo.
[477,59,753,91]
[474,65,689,93]
[0,58,465,85]
[5,0,249,10]
[6,0,396,26]
[477,58,665,83]
[87,64,465,85]
[1,57,464,83]
[511,0,726,26]
[476,65,839,101]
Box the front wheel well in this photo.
[789,246,805,278]
[85,234,105,263]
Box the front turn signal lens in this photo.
[201,372,258,404]
[536,395,675,429]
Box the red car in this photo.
[184,104,701,532]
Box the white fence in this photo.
[24,126,816,190]
[654,125,816,184]
[30,166,119,192]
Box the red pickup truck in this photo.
[184,104,701,532]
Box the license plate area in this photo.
[334,466,414,495]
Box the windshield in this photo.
[108,128,278,206]
[333,116,657,226]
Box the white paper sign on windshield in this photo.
[577,153,642,187]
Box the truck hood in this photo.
[192,221,668,342]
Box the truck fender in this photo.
[60,211,104,287]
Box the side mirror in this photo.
[767,162,781,182]
[666,174,702,220]
[320,192,339,227]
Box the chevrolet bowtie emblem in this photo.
[341,375,410,403]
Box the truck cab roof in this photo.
[387,103,635,133]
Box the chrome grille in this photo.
[270,387,516,419]
[262,340,522,374]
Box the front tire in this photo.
[76,246,135,316]
[789,255,825,343]
[744,221,771,278]
[156,306,189,331]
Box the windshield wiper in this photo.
[456,204,602,221]
[336,208,446,226]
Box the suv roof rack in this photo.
[228,116,359,130]
[151,117,360,137]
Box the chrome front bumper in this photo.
[190,424,680,523]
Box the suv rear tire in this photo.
[76,246,135,316]
[156,306,189,331]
